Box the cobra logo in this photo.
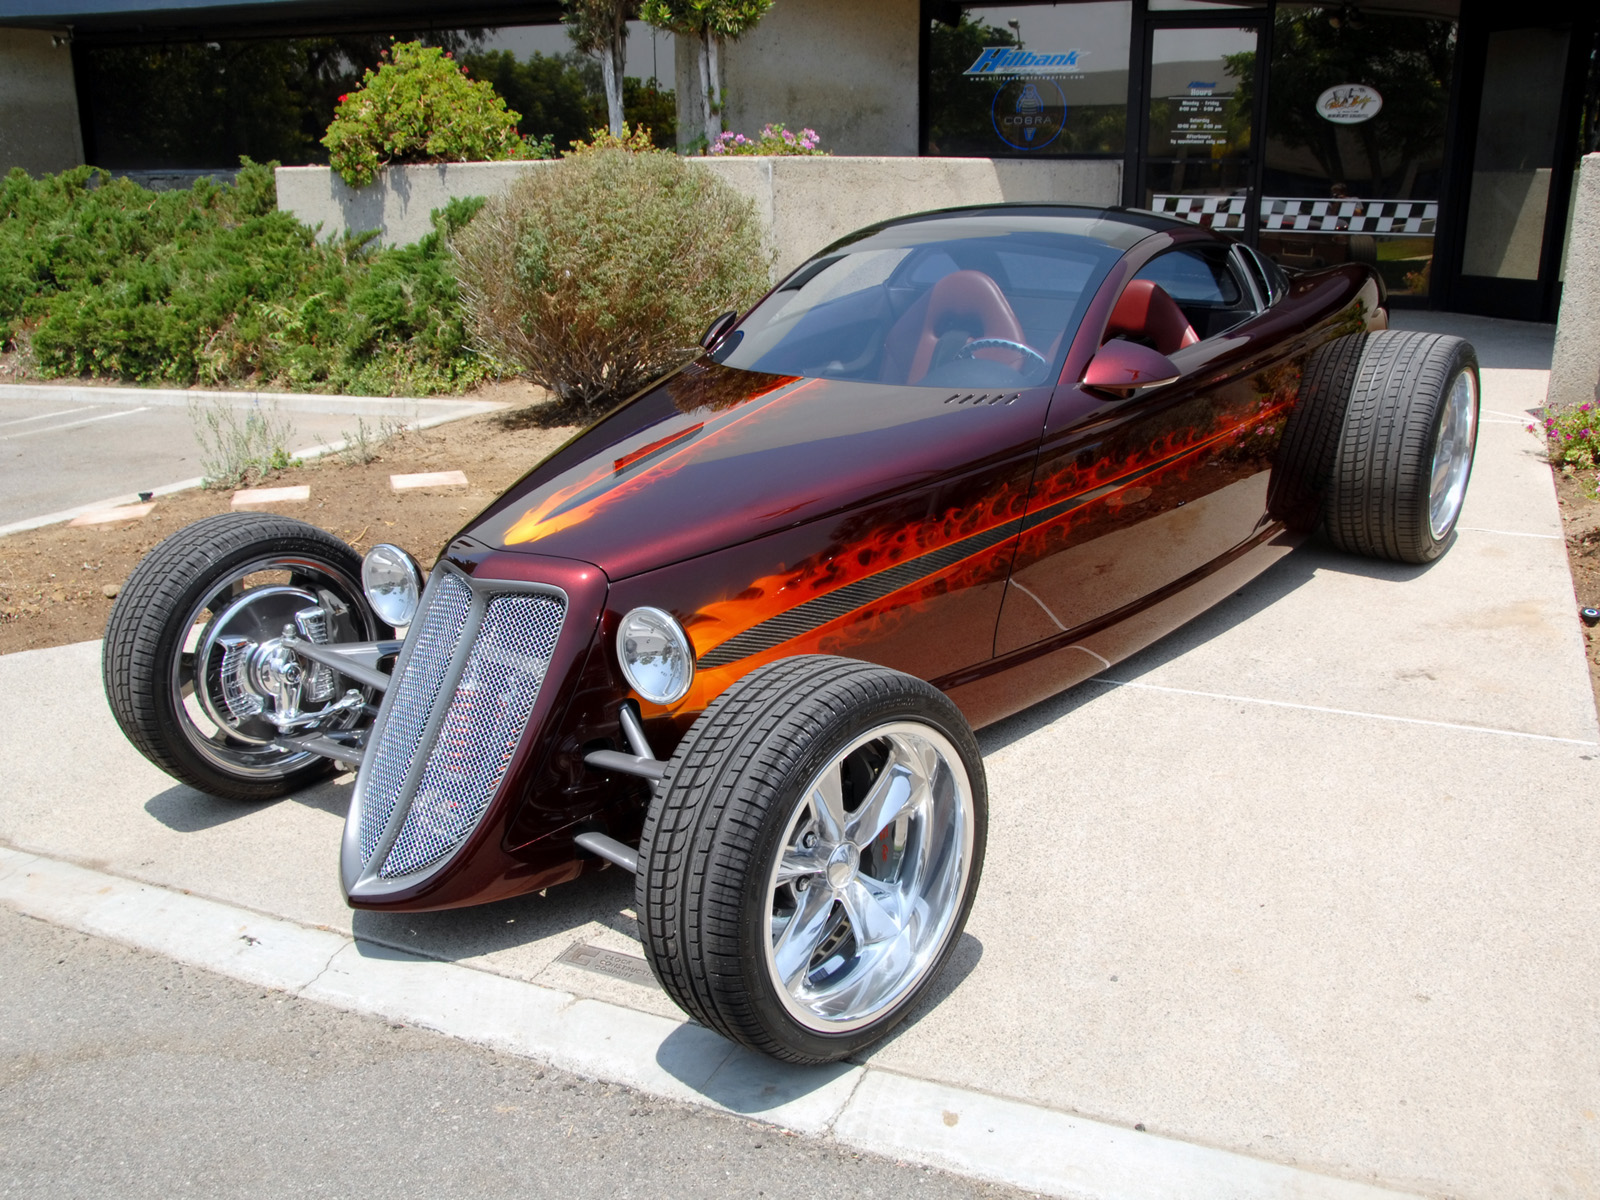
[990,78,1067,151]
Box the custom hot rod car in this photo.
[103,204,1479,1063]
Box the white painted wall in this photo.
[0,27,84,177]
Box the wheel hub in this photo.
[825,844,859,890]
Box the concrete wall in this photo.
[275,156,1123,278]
[673,0,919,156]
[1550,154,1600,410]
[0,27,84,176]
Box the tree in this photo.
[565,0,637,137]
[640,0,773,146]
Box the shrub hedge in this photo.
[452,148,771,412]
[0,159,489,395]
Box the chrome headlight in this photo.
[616,606,694,706]
[361,543,423,629]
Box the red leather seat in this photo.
[880,270,1027,385]
[1103,279,1199,357]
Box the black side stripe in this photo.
[696,428,1233,669]
[697,516,1024,668]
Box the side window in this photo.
[1132,246,1256,341]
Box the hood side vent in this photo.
[943,392,1020,406]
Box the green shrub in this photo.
[323,40,533,188]
[0,159,491,395]
[452,148,770,410]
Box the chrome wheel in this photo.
[169,552,374,780]
[762,721,975,1034]
[1428,368,1477,540]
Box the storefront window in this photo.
[925,2,1132,157]
[1257,4,1456,299]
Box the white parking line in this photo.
[0,845,1420,1200]
[0,406,150,441]
[1090,678,1598,746]
[0,406,94,428]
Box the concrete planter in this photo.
[275,156,1122,280]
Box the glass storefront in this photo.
[925,2,1132,157]
[924,0,1463,307]
[1257,4,1455,301]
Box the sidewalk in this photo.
[1,358,1594,1198]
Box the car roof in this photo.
[818,203,1201,258]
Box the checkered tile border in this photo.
[1153,195,1438,235]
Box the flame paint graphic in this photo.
[501,370,805,546]
[673,377,1300,713]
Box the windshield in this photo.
[712,219,1124,389]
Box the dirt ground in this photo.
[0,384,579,657]
[1554,468,1600,715]
[4,395,1600,714]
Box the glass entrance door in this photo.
[1448,23,1580,321]
[1136,22,1262,237]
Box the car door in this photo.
[993,239,1296,655]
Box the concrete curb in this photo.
[0,843,1419,1200]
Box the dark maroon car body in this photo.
[338,204,1384,912]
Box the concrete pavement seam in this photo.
[1090,678,1600,745]
[0,842,1426,1200]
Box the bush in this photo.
[323,40,532,188]
[453,149,770,410]
[0,160,491,395]
[708,124,826,156]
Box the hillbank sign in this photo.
[965,47,1086,75]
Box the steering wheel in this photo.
[956,337,1047,372]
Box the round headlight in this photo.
[616,606,694,706]
[361,543,422,629]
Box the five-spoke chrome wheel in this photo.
[763,722,975,1033]
[638,656,987,1064]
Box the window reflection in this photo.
[926,2,1132,157]
[1257,4,1456,299]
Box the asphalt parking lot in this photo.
[0,384,502,531]
[2,316,1594,1199]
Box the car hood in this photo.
[457,358,1051,581]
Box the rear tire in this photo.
[1324,331,1479,564]
[1268,332,1368,531]
[636,655,986,1064]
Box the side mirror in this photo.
[1082,339,1181,400]
[700,310,738,350]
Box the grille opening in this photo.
[353,572,567,884]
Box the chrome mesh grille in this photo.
[357,572,473,865]
[378,592,566,879]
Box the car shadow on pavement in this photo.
[143,774,353,833]
[654,1022,860,1111]
[349,867,638,966]
[978,539,1440,756]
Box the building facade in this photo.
[1,0,1594,321]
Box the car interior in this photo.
[714,235,1271,390]
[716,233,1121,388]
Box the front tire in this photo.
[103,513,382,801]
[636,656,986,1064]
